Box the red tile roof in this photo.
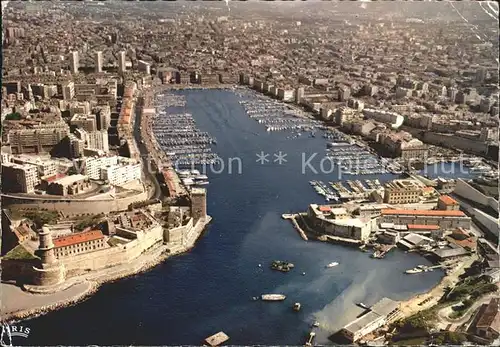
[381,209,466,217]
[439,195,458,205]
[44,173,66,182]
[53,230,104,248]
[476,298,500,331]
[407,224,440,230]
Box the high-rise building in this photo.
[448,87,458,103]
[71,114,97,132]
[475,68,487,83]
[2,162,40,193]
[62,81,75,101]
[118,51,126,74]
[67,134,85,158]
[95,105,111,130]
[70,51,79,74]
[295,87,305,104]
[95,51,103,73]
[69,101,91,116]
[87,130,109,153]
[137,60,151,75]
[11,155,58,177]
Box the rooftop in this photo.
[371,297,400,316]
[439,195,459,205]
[476,298,500,331]
[381,209,466,217]
[53,229,104,248]
[407,224,440,231]
[52,174,88,186]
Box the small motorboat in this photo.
[293,302,301,311]
[302,272,306,276]
[357,302,368,309]
[325,262,339,268]
[261,294,286,301]
[312,321,320,328]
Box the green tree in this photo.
[5,112,21,120]
[461,298,473,309]
[444,331,466,344]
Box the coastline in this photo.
[397,253,478,319]
[2,216,212,323]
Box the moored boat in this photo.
[325,262,339,268]
[261,294,286,301]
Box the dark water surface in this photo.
[23,90,447,345]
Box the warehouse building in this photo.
[380,209,471,230]
[340,297,401,343]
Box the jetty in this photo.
[204,331,229,347]
[282,213,308,241]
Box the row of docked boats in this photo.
[310,180,339,202]
[325,139,388,175]
[177,169,209,186]
[152,98,220,166]
[157,93,187,107]
[239,97,323,134]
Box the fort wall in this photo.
[2,190,148,216]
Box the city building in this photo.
[87,130,109,153]
[53,230,107,258]
[95,51,103,73]
[69,51,79,74]
[380,209,471,230]
[82,155,141,185]
[95,105,111,130]
[1,146,12,164]
[340,297,401,343]
[67,134,85,158]
[383,179,424,204]
[71,113,97,132]
[398,139,428,161]
[118,51,126,74]
[100,160,141,186]
[62,81,75,101]
[31,83,57,99]
[11,155,58,177]
[2,162,40,193]
[470,298,500,341]
[7,123,70,155]
[69,101,91,116]
[137,60,151,75]
[46,174,91,196]
[363,108,404,129]
[437,195,460,211]
[335,107,358,126]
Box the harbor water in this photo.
[23,89,472,345]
